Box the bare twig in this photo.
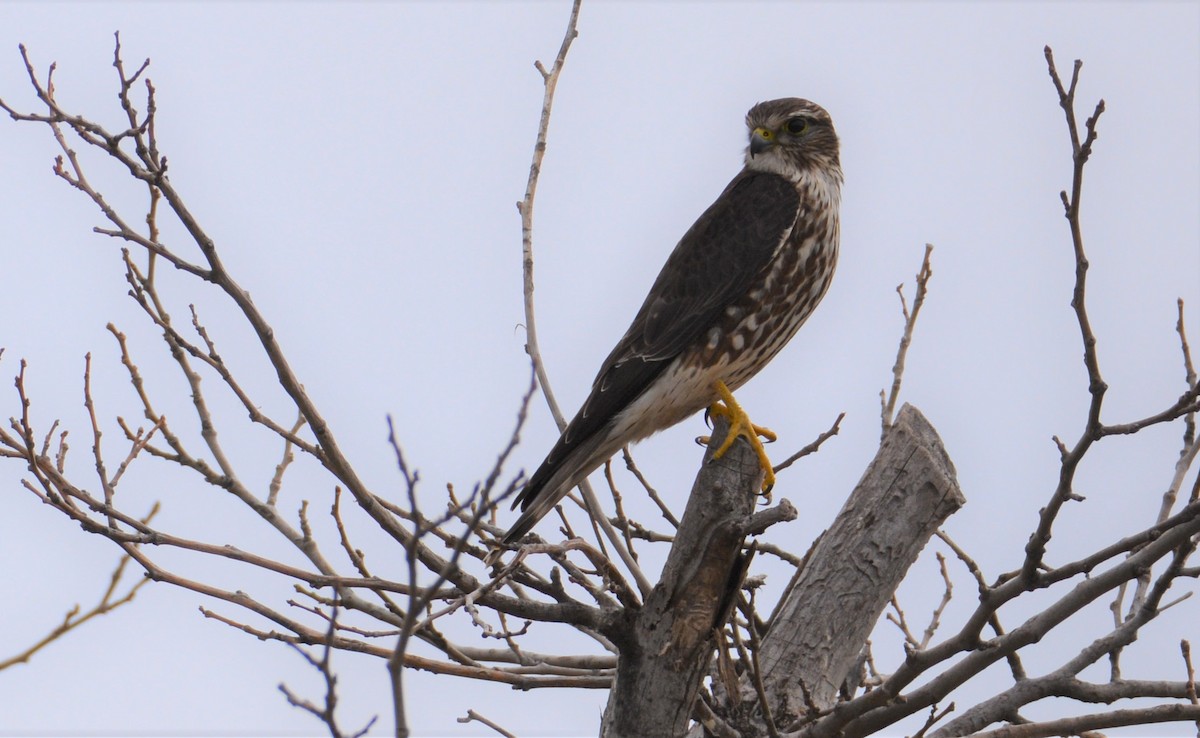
[881,244,934,436]
[517,0,582,427]
[773,412,845,474]
[279,600,378,738]
[887,595,919,651]
[267,413,307,507]
[1023,47,1108,581]
[506,0,648,597]
[603,459,639,560]
[458,709,518,738]
[911,702,955,738]
[919,553,954,650]
[968,704,1200,738]
[622,445,679,527]
[0,546,151,671]
[1183,640,1200,738]
[1156,300,1200,522]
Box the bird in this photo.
[501,98,842,548]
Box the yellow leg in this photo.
[705,380,776,499]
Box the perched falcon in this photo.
[502,98,842,546]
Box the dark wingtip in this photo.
[501,508,538,546]
[501,471,549,541]
[514,453,556,511]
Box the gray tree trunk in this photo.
[601,404,963,738]
[600,414,767,738]
[751,403,964,724]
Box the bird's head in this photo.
[744,98,841,181]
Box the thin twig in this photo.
[919,553,954,650]
[517,0,582,428]
[509,0,648,596]
[912,702,955,738]
[279,599,378,738]
[622,445,679,527]
[881,244,934,437]
[1183,640,1200,738]
[1022,47,1108,581]
[773,412,845,474]
[0,546,152,671]
[458,709,517,738]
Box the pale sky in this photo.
[2,2,1198,736]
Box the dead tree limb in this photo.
[757,404,963,721]
[601,416,794,738]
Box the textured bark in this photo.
[753,403,964,722]
[602,404,962,737]
[600,415,771,738]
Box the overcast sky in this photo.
[2,2,1198,736]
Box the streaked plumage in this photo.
[503,98,842,546]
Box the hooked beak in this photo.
[749,127,774,157]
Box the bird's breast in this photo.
[692,220,839,390]
[610,194,840,445]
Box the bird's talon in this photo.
[760,481,775,504]
[707,381,779,497]
[696,435,711,447]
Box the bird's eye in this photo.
[785,117,809,134]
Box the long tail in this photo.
[501,430,609,545]
[500,354,671,546]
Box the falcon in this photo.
[502,98,842,546]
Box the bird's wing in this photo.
[617,170,801,364]
[575,170,801,434]
[513,171,799,513]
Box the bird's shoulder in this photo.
[565,169,805,445]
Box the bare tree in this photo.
[2,4,1198,737]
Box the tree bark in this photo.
[603,404,962,738]
[600,415,775,738]
[752,403,964,724]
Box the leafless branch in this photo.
[279,600,378,738]
[517,0,581,429]
[881,243,934,436]
[911,702,955,738]
[0,544,150,671]
[765,47,1200,738]
[457,709,517,738]
[1183,639,1200,738]
[919,553,954,650]
[1023,46,1108,581]
[968,703,1200,738]
[773,412,845,474]
[1,23,620,734]
[622,445,679,527]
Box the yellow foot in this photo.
[704,380,776,500]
